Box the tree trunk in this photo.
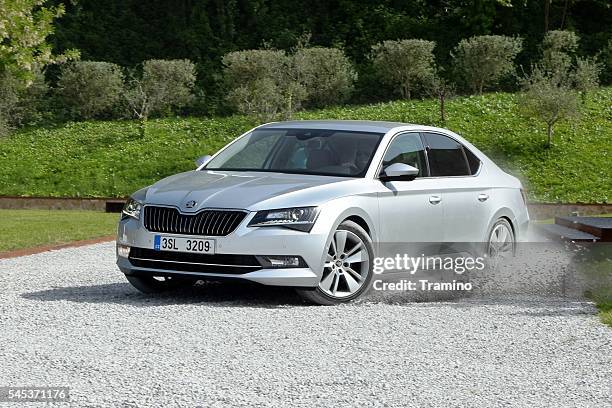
[560,0,569,29]
[546,123,553,148]
[286,92,293,120]
[544,0,550,33]
[401,84,411,100]
[439,92,446,122]
[138,116,147,138]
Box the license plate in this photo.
[153,235,215,254]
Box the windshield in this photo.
[204,128,384,177]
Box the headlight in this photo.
[248,207,319,232]
[122,198,143,220]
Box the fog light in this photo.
[258,256,302,268]
[117,244,131,258]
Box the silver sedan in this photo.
[117,120,529,304]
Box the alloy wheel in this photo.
[488,222,514,260]
[319,229,370,298]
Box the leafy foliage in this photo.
[0,88,610,203]
[223,50,291,120]
[223,49,309,120]
[124,59,196,122]
[371,39,436,99]
[542,30,579,75]
[452,35,523,94]
[518,66,579,147]
[57,61,124,119]
[572,57,602,101]
[0,0,78,84]
[0,68,48,135]
[294,47,356,108]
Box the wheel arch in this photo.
[486,207,518,241]
[332,208,378,243]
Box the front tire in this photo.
[296,220,374,305]
[125,274,196,294]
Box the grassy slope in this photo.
[0,88,610,202]
[596,301,612,327]
[0,210,118,252]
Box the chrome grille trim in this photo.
[143,206,247,236]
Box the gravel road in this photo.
[0,242,610,407]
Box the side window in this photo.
[464,147,481,175]
[422,133,470,177]
[381,133,427,177]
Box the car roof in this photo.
[259,120,421,134]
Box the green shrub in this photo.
[0,68,49,136]
[223,49,302,120]
[124,59,196,126]
[0,73,20,136]
[57,61,124,119]
[371,39,436,99]
[572,57,601,101]
[452,35,523,94]
[519,66,579,147]
[542,30,579,75]
[600,39,612,84]
[294,47,356,107]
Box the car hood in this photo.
[142,170,357,212]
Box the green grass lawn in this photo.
[0,88,610,202]
[0,209,118,252]
[596,301,612,327]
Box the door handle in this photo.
[478,193,489,202]
[429,195,441,204]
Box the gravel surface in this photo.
[0,242,610,407]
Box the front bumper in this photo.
[116,215,327,287]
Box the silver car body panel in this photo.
[118,120,529,287]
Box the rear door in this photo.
[421,132,491,246]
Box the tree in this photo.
[452,35,522,94]
[371,39,436,100]
[57,61,124,119]
[572,57,601,102]
[294,47,356,108]
[0,67,48,136]
[541,30,579,76]
[223,49,305,120]
[124,59,196,133]
[426,71,455,123]
[519,66,579,148]
[0,0,78,84]
[0,0,76,134]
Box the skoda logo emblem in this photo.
[185,200,197,209]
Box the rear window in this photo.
[423,133,470,177]
[464,147,481,175]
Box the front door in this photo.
[376,132,444,256]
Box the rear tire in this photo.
[296,220,374,305]
[125,274,196,294]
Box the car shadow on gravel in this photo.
[21,281,307,308]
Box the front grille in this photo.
[143,206,246,236]
[129,247,261,274]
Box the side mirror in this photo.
[379,163,419,182]
[195,155,212,168]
